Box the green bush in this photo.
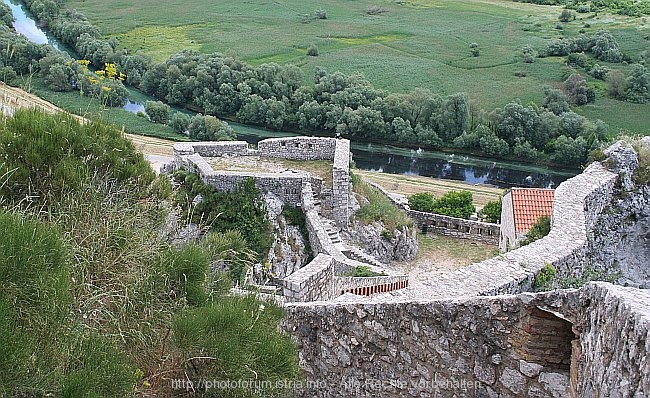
[161,244,210,306]
[60,333,136,398]
[520,215,552,246]
[0,211,71,394]
[408,192,435,212]
[478,197,502,223]
[431,190,476,219]
[633,145,650,186]
[346,265,386,277]
[173,296,301,397]
[534,263,557,290]
[353,176,413,230]
[173,170,273,260]
[201,230,257,286]
[0,109,154,207]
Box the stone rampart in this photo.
[258,137,337,160]
[367,182,500,244]
[287,181,409,302]
[283,282,650,398]
[335,275,409,297]
[283,254,336,302]
[368,162,617,300]
[174,141,253,157]
[408,210,500,244]
[177,153,320,206]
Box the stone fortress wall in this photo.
[171,137,410,303]
[282,140,650,398]
[368,181,501,244]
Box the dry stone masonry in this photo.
[281,140,650,398]
[171,137,411,303]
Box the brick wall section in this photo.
[512,308,574,371]
[283,283,650,398]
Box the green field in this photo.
[66,0,649,134]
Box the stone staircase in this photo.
[339,245,386,268]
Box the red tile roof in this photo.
[511,188,555,233]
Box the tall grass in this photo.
[0,111,299,396]
[351,172,413,230]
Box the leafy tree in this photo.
[558,9,574,22]
[542,87,570,115]
[564,73,594,105]
[0,3,14,26]
[145,100,170,124]
[188,114,236,141]
[478,197,502,223]
[430,190,475,219]
[170,112,191,134]
[625,63,649,104]
[408,192,435,212]
[307,43,319,56]
[522,44,537,63]
[520,215,551,246]
[552,135,588,165]
[607,69,627,99]
[589,30,623,63]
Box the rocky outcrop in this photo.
[342,221,418,263]
[586,140,650,288]
[263,192,310,280]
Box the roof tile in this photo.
[511,188,555,233]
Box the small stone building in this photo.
[499,188,555,251]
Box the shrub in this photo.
[430,190,476,219]
[307,43,319,56]
[520,215,551,246]
[366,5,387,14]
[353,175,413,230]
[408,192,435,212]
[0,109,154,207]
[173,296,301,398]
[346,265,386,277]
[478,197,502,223]
[145,100,170,124]
[632,145,650,186]
[314,9,328,19]
[559,9,574,22]
[161,244,210,306]
[201,230,256,286]
[533,263,557,290]
[173,171,273,260]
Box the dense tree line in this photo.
[515,0,650,16]
[1,0,622,166]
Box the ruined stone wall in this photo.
[367,181,499,244]
[283,283,650,398]
[174,141,253,157]
[374,162,618,301]
[335,275,409,297]
[332,139,351,226]
[408,210,500,244]
[283,181,409,302]
[283,254,336,302]
[258,137,337,160]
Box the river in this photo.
[4,0,578,189]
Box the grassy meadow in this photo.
[65,0,649,134]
